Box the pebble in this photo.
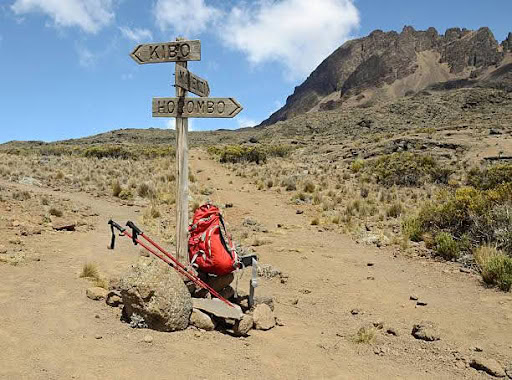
[367,262,375,267]
[386,328,399,336]
[416,301,428,307]
[296,210,304,215]
[351,309,361,315]
[143,335,153,344]
[367,276,375,280]
[95,334,103,340]
[410,295,419,301]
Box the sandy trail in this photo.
[0,152,510,379]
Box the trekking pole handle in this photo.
[126,221,143,246]
[108,219,126,250]
[108,219,125,233]
[126,221,143,235]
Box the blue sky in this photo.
[0,0,511,143]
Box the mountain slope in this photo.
[260,27,512,127]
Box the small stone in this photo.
[296,210,304,215]
[416,301,428,306]
[234,314,254,336]
[386,328,399,336]
[291,298,299,305]
[86,287,108,301]
[351,309,361,315]
[190,309,216,331]
[95,334,102,340]
[0,246,7,254]
[95,314,100,319]
[460,268,471,273]
[225,203,233,208]
[367,276,375,280]
[367,262,375,267]
[253,304,275,331]
[470,358,506,378]
[275,318,285,327]
[106,291,122,307]
[373,322,384,330]
[412,322,440,342]
[473,346,484,352]
[52,220,76,231]
[410,295,419,301]
[143,335,153,344]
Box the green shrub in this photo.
[435,232,460,260]
[371,152,451,187]
[402,217,422,242]
[467,164,512,190]
[413,185,512,254]
[83,145,134,160]
[475,246,512,291]
[351,159,365,173]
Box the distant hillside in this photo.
[260,27,512,127]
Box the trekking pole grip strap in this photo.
[108,219,125,250]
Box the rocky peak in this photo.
[259,26,509,127]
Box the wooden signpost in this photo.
[131,38,243,263]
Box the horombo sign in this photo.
[130,38,243,263]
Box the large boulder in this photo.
[119,258,192,332]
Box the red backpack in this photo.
[188,204,238,276]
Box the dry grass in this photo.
[354,326,376,344]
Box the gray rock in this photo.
[412,322,440,341]
[119,258,192,332]
[52,220,76,231]
[505,364,512,379]
[238,294,275,311]
[470,358,506,378]
[253,304,275,331]
[192,298,243,320]
[190,309,216,331]
[86,287,108,301]
[106,291,122,307]
[234,314,253,336]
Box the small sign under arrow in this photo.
[175,65,210,97]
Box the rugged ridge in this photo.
[260,26,511,127]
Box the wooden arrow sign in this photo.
[130,40,201,64]
[152,97,243,118]
[175,65,210,97]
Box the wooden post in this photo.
[175,39,189,264]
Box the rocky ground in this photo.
[1,151,511,379]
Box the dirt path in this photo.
[0,153,511,379]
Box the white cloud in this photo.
[236,116,257,129]
[154,0,221,36]
[11,0,115,34]
[77,46,96,67]
[221,0,360,80]
[119,26,153,42]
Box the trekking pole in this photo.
[108,220,234,307]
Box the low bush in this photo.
[371,152,451,187]
[207,144,294,164]
[467,164,512,190]
[435,232,459,260]
[474,246,512,291]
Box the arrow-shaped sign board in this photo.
[131,40,201,64]
[175,65,210,97]
[153,97,243,118]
